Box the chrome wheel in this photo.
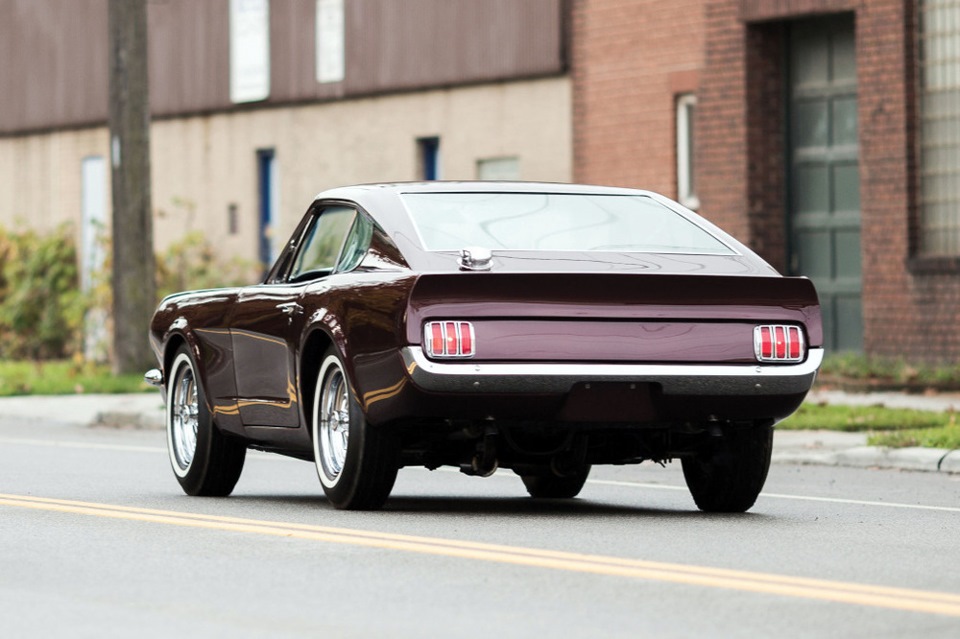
[169,353,199,475]
[164,345,245,496]
[312,348,399,509]
[317,358,350,486]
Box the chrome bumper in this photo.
[401,347,823,396]
[144,368,164,388]
[144,368,167,403]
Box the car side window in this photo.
[337,213,373,273]
[289,206,356,282]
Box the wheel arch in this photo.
[299,327,335,436]
[163,333,190,382]
[162,331,208,402]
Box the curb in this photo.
[939,449,960,473]
[94,410,164,430]
[773,446,959,474]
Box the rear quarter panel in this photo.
[297,271,417,428]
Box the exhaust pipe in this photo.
[460,424,498,477]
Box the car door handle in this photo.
[277,302,304,316]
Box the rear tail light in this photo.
[424,321,475,358]
[754,325,804,362]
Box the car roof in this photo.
[316,180,654,196]
[311,181,665,252]
[313,181,658,209]
[307,181,772,275]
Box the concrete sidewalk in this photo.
[0,389,957,474]
[0,392,165,430]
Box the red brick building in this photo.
[573,0,960,363]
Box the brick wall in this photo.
[571,0,706,196]
[744,22,787,271]
[854,0,918,359]
[574,0,960,362]
[696,0,750,242]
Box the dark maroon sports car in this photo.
[146,182,822,511]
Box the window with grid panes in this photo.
[920,0,960,255]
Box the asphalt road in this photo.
[2,416,959,638]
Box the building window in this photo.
[676,93,699,210]
[477,157,520,181]
[228,203,240,235]
[417,137,441,180]
[920,0,960,255]
[316,0,345,84]
[230,0,270,103]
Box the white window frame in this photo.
[676,93,699,210]
[230,0,271,103]
[919,0,960,255]
[316,0,345,84]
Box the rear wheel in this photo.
[520,466,591,499]
[312,347,399,510]
[166,346,246,496]
[681,424,772,513]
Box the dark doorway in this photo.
[257,148,277,270]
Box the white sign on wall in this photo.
[230,0,270,103]
[316,0,345,84]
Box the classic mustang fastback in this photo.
[146,182,822,511]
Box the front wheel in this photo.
[681,424,772,513]
[166,346,246,496]
[312,348,399,510]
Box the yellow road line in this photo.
[2,493,960,617]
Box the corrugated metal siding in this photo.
[0,0,565,134]
[270,0,332,102]
[270,0,565,102]
[0,0,109,133]
[340,0,565,95]
[149,0,231,117]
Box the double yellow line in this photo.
[3,492,960,618]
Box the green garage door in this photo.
[788,15,862,352]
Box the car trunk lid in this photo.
[407,272,821,364]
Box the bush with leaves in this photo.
[0,224,86,360]
[0,224,254,363]
[155,231,255,300]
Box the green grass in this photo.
[779,403,960,449]
[0,360,148,396]
[778,403,954,432]
[867,422,960,449]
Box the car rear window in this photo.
[401,192,735,254]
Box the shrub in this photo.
[0,224,86,360]
[155,230,254,300]
[0,224,253,363]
